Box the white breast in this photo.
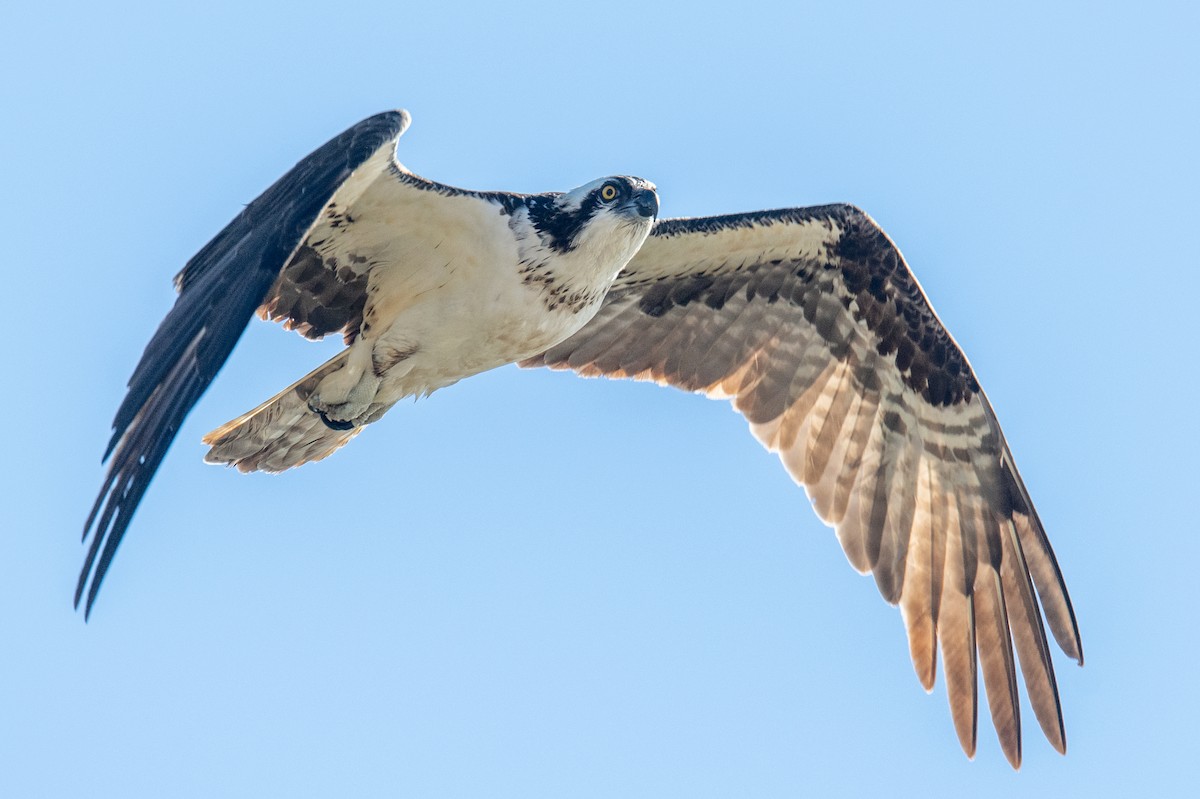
[334,179,612,400]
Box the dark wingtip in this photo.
[81,555,110,621]
[75,543,98,618]
[75,563,100,621]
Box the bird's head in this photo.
[524,176,658,264]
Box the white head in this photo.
[522,176,659,268]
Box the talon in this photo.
[316,409,355,431]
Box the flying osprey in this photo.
[83,110,1081,767]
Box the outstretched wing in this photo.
[80,111,411,617]
[523,205,1082,766]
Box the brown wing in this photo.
[522,204,1082,767]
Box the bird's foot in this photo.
[312,409,357,431]
[307,370,380,430]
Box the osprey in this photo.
[83,110,1081,767]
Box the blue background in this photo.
[2,1,1195,795]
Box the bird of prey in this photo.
[83,109,1082,767]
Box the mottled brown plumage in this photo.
[259,241,370,343]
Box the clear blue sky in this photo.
[2,1,1195,796]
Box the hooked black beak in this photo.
[633,187,659,218]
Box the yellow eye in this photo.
[600,184,619,202]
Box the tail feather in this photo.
[203,351,385,473]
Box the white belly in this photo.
[365,247,602,401]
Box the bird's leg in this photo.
[307,340,381,429]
